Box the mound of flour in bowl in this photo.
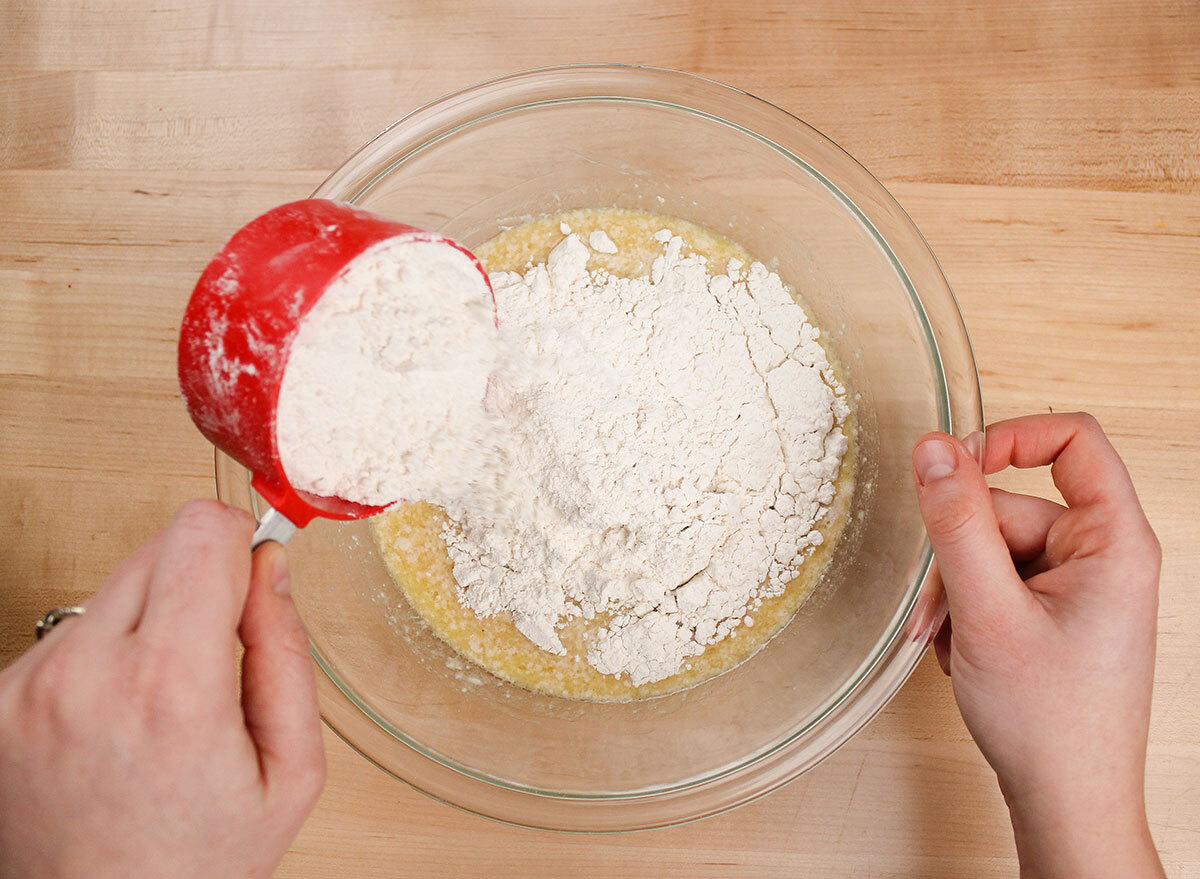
[278,227,849,687]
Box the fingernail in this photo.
[269,546,291,596]
[914,438,959,485]
[962,431,984,465]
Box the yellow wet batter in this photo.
[371,208,855,702]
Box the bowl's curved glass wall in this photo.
[217,66,981,830]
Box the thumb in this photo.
[912,433,1029,635]
[239,543,326,814]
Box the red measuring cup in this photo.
[178,199,492,547]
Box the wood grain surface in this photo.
[2,2,1198,876]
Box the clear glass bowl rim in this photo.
[218,63,982,831]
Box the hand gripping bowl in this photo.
[213,65,982,831]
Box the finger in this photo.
[137,499,254,660]
[913,433,1035,634]
[981,413,1141,513]
[990,489,1067,563]
[239,542,325,811]
[80,531,164,635]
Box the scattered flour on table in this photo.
[277,227,849,686]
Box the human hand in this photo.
[0,500,325,879]
[912,413,1163,879]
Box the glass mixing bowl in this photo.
[214,65,981,831]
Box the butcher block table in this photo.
[2,2,1197,876]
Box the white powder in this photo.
[277,226,849,687]
[444,231,848,685]
[277,237,499,508]
[588,229,618,253]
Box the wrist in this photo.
[1005,781,1163,879]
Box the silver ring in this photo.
[35,606,86,640]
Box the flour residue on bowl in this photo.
[370,208,855,700]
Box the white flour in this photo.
[277,237,499,508]
[278,227,849,687]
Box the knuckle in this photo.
[144,687,201,732]
[925,493,985,544]
[20,649,80,728]
[173,499,252,539]
[297,748,327,804]
[1146,528,1163,565]
[128,644,192,719]
[175,497,228,522]
[1128,525,1162,580]
[27,647,72,698]
[277,744,326,814]
[1070,411,1104,435]
[278,622,312,661]
[131,654,167,699]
